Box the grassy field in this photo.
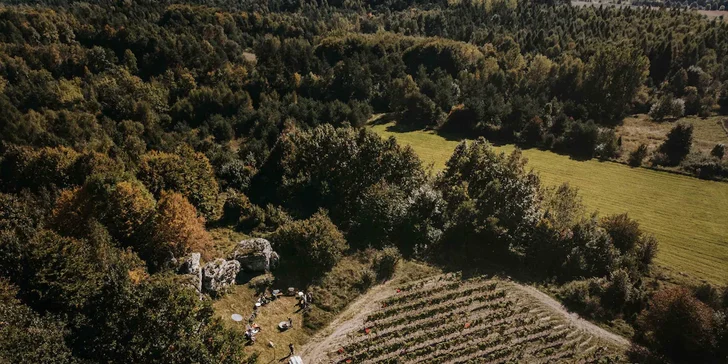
[370,121,728,285]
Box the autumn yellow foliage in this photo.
[153,191,214,262]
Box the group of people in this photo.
[244,324,261,343]
[240,288,311,361]
[297,291,313,310]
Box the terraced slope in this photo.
[305,274,626,363]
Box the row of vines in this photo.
[329,275,621,363]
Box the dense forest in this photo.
[0,0,727,363]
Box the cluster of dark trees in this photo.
[0,0,727,362]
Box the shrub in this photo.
[648,94,685,121]
[602,269,636,311]
[238,203,292,233]
[711,143,725,160]
[657,122,693,165]
[600,213,641,253]
[270,210,348,280]
[681,151,728,180]
[564,216,619,278]
[635,287,718,362]
[694,283,723,309]
[218,158,256,190]
[595,128,620,160]
[374,246,401,281]
[628,144,649,167]
[222,192,253,224]
[634,235,658,272]
[559,279,605,317]
[563,120,599,158]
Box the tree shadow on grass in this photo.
[370,112,399,126]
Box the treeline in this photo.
[634,0,728,11]
[0,0,726,362]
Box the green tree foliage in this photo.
[138,147,220,220]
[583,45,649,124]
[526,185,656,280]
[562,120,600,158]
[373,246,401,281]
[270,210,348,280]
[563,216,620,278]
[629,143,649,167]
[347,182,409,250]
[648,94,685,121]
[52,175,157,250]
[711,143,725,160]
[657,122,694,165]
[0,146,118,192]
[250,125,425,228]
[719,82,728,114]
[0,280,76,364]
[401,92,442,128]
[600,213,641,253]
[0,1,725,361]
[348,182,446,256]
[436,139,541,260]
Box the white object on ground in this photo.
[231,314,243,322]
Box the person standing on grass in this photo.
[289,343,295,356]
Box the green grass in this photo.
[213,283,310,364]
[370,121,728,285]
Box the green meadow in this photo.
[370,122,728,285]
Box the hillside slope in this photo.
[301,274,627,363]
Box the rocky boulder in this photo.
[230,238,279,272]
[179,253,202,294]
[179,252,201,275]
[202,258,240,295]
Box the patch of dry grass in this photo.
[207,227,249,261]
[616,114,728,162]
[213,284,310,363]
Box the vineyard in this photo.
[323,274,624,363]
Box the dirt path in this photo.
[510,284,630,348]
[299,281,398,363]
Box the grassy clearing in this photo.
[369,121,728,285]
[616,114,728,163]
[213,283,310,363]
